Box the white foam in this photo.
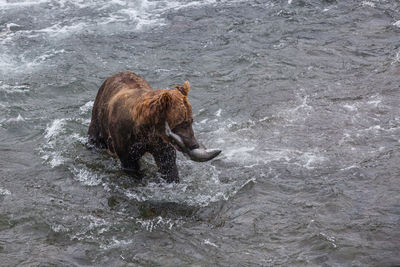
[367,99,381,107]
[319,232,337,248]
[136,216,182,232]
[110,0,125,5]
[343,104,357,111]
[361,125,382,133]
[79,101,94,114]
[45,119,66,140]
[72,166,102,186]
[41,118,68,167]
[204,239,218,247]
[71,214,112,242]
[362,1,376,8]
[0,0,50,9]
[25,0,167,37]
[36,22,90,37]
[160,0,246,12]
[85,215,108,230]
[6,23,21,29]
[122,174,256,207]
[393,20,400,28]
[0,84,29,94]
[299,152,325,170]
[278,94,313,123]
[5,114,25,123]
[259,116,271,122]
[273,40,286,50]
[0,188,11,196]
[117,8,165,31]
[70,133,87,144]
[35,49,65,64]
[48,151,66,168]
[100,237,133,250]
[392,49,400,65]
[199,105,328,172]
[51,224,68,233]
[215,108,222,117]
[0,48,55,74]
[0,0,252,47]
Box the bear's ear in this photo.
[158,91,172,110]
[175,81,190,97]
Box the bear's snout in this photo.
[174,130,199,151]
[183,137,200,151]
[171,122,199,151]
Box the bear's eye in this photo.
[180,121,190,128]
[176,121,191,129]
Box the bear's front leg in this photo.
[108,122,147,179]
[120,156,142,177]
[151,142,179,183]
[116,143,146,178]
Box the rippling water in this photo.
[1,0,400,265]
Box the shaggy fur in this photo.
[88,71,198,182]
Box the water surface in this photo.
[1,0,400,265]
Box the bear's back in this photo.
[102,71,152,99]
[89,71,153,146]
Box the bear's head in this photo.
[165,81,200,151]
[132,81,199,151]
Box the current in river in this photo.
[1,0,400,266]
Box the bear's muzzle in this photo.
[164,121,221,162]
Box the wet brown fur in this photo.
[88,71,195,182]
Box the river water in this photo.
[1,0,400,266]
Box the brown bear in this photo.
[88,71,221,183]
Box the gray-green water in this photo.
[1,0,400,266]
